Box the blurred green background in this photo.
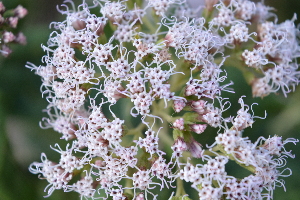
[0,0,299,199]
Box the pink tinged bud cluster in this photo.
[190,124,207,134]
[27,0,299,199]
[2,31,15,43]
[173,99,186,112]
[173,118,184,130]
[14,5,28,18]
[0,3,27,56]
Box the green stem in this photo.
[203,149,219,157]
[124,178,133,195]
[212,144,256,173]
[175,168,186,197]
[127,122,146,136]
[170,58,191,93]
[141,14,158,33]
[151,100,175,151]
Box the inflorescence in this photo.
[28,0,299,199]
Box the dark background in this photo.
[0,0,299,199]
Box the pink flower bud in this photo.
[191,100,206,114]
[15,32,27,45]
[173,99,186,112]
[0,2,5,13]
[2,31,15,43]
[14,5,28,18]
[1,45,12,57]
[190,124,207,134]
[135,193,144,200]
[173,118,185,130]
[95,160,104,167]
[188,138,203,158]
[185,85,196,96]
[72,19,86,30]
[8,17,18,28]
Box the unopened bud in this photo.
[1,45,12,57]
[14,5,28,18]
[135,193,144,200]
[2,31,15,43]
[188,138,203,158]
[95,160,104,167]
[185,85,196,96]
[72,19,86,30]
[8,17,18,28]
[191,100,206,114]
[15,32,27,45]
[0,2,5,13]
[173,118,185,130]
[190,124,207,134]
[173,99,186,113]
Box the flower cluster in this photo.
[28,0,299,200]
[0,2,27,57]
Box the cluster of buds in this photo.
[0,2,27,57]
[28,0,299,200]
